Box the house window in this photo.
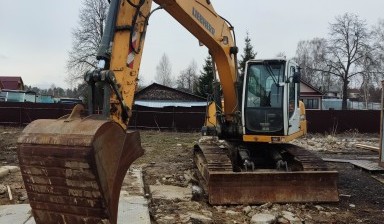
[303,98,319,109]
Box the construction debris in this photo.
[7,185,12,201]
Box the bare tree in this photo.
[358,55,376,108]
[136,75,147,91]
[294,38,338,91]
[66,0,108,86]
[353,18,384,107]
[370,19,384,86]
[155,53,173,87]
[324,13,371,109]
[295,40,314,84]
[176,60,198,93]
[275,52,287,59]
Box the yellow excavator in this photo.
[17,0,339,223]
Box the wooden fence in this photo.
[0,102,380,133]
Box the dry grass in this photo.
[134,130,201,165]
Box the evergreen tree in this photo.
[196,55,214,98]
[239,32,257,76]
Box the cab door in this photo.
[286,61,301,135]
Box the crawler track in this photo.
[284,144,329,171]
[194,141,339,204]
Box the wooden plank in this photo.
[371,175,384,184]
[355,144,379,152]
[322,158,357,163]
[350,160,384,173]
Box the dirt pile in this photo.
[293,133,379,153]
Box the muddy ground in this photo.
[0,125,383,223]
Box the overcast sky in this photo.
[1,0,384,89]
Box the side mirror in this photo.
[292,71,301,83]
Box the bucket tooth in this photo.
[17,113,143,224]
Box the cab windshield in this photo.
[244,62,285,134]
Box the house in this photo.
[348,89,360,101]
[130,83,207,130]
[0,76,24,90]
[0,89,37,102]
[300,80,323,110]
[323,87,342,99]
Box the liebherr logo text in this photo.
[192,8,215,35]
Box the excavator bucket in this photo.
[17,105,143,224]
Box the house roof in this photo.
[0,76,24,90]
[348,88,360,94]
[135,100,207,108]
[300,79,323,96]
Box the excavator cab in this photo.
[242,59,306,142]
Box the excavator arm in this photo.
[91,0,240,128]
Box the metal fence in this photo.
[0,102,380,133]
[306,110,380,134]
[0,102,206,131]
[0,102,75,125]
[129,105,206,131]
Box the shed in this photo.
[300,80,323,110]
[134,83,207,107]
[129,83,207,131]
[0,76,24,90]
